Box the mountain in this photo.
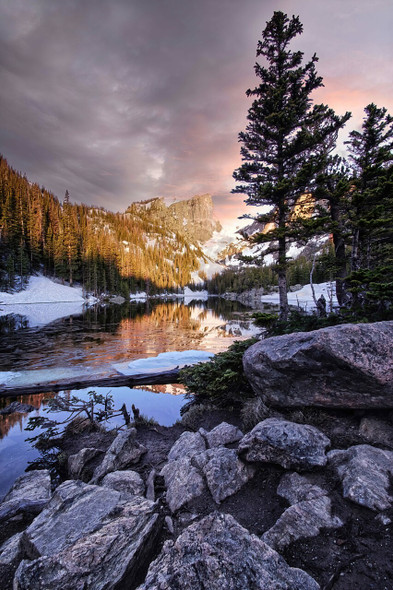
[126,194,222,243]
[0,156,224,294]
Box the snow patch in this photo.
[260,282,337,310]
[130,292,147,301]
[183,287,208,301]
[0,275,84,304]
[114,350,214,376]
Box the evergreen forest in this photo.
[0,155,206,295]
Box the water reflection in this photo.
[0,298,257,497]
[0,384,186,498]
[0,300,256,372]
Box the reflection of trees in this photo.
[0,392,56,439]
[0,314,28,335]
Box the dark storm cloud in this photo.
[0,0,392,220]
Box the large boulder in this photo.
[137,512,319,590]
[238,418,330,470]
[243,321,393,408]
[14,480,160,590]
[0,471,51,524]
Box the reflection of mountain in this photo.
[1,300,254,374]
[134,384,186,396]
[0,392,55,439]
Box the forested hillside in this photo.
[0,156,209,294]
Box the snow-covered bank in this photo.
[0,275,85,304]
[0,275,98,327]
[260,282,337,310]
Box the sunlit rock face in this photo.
[168,194,222,242]
[128,194,221,244]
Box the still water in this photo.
[0,298,257,497]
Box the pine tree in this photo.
[232,11,350,319]
[62,190,79,286]
[345,104,393,311]
[313,155,352,306]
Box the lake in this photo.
[0,298,258,497]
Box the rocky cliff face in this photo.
[168,194,222,243]
[129,194,222,244]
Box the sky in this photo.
[0,0,392,227]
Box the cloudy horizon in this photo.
[1,0,392,224]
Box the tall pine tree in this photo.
[232,11,350,319]
[345,103,393,311]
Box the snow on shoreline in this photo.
[0,275,85,304]
[0,275,89,327]
[260,282,337,310]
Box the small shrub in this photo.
[179,338,257,407]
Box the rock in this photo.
[165,515,174,534]
[109,295,125,304]
[137,512,319,590]
[289,284,302,292]
[68,447,104,480]
[0,471,51,524]
[14,491,160,590]
[21,480,126,559]
[0,532,23,567]
[192,447,255,504]
[160,457,205,513]
[262,496,343,552]
[90,427,146,483]
[328,444,393,511]
[146,468,156,501]
[277,473,327,505]
[167,430,206,462]
[238,418,330,470]
[200,422,243,448]
[101,470,145,496]
[376,513,391,526]
[359,417,393,449]
[0,402,35,415]
[243,321,393,408]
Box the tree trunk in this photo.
[277,232,288,321]
[330,201,348,307]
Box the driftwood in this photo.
[0,368,180,398]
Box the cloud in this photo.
[0,0,392,222]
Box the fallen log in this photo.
[0,368,181,398]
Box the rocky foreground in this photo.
[1,321,393,589]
